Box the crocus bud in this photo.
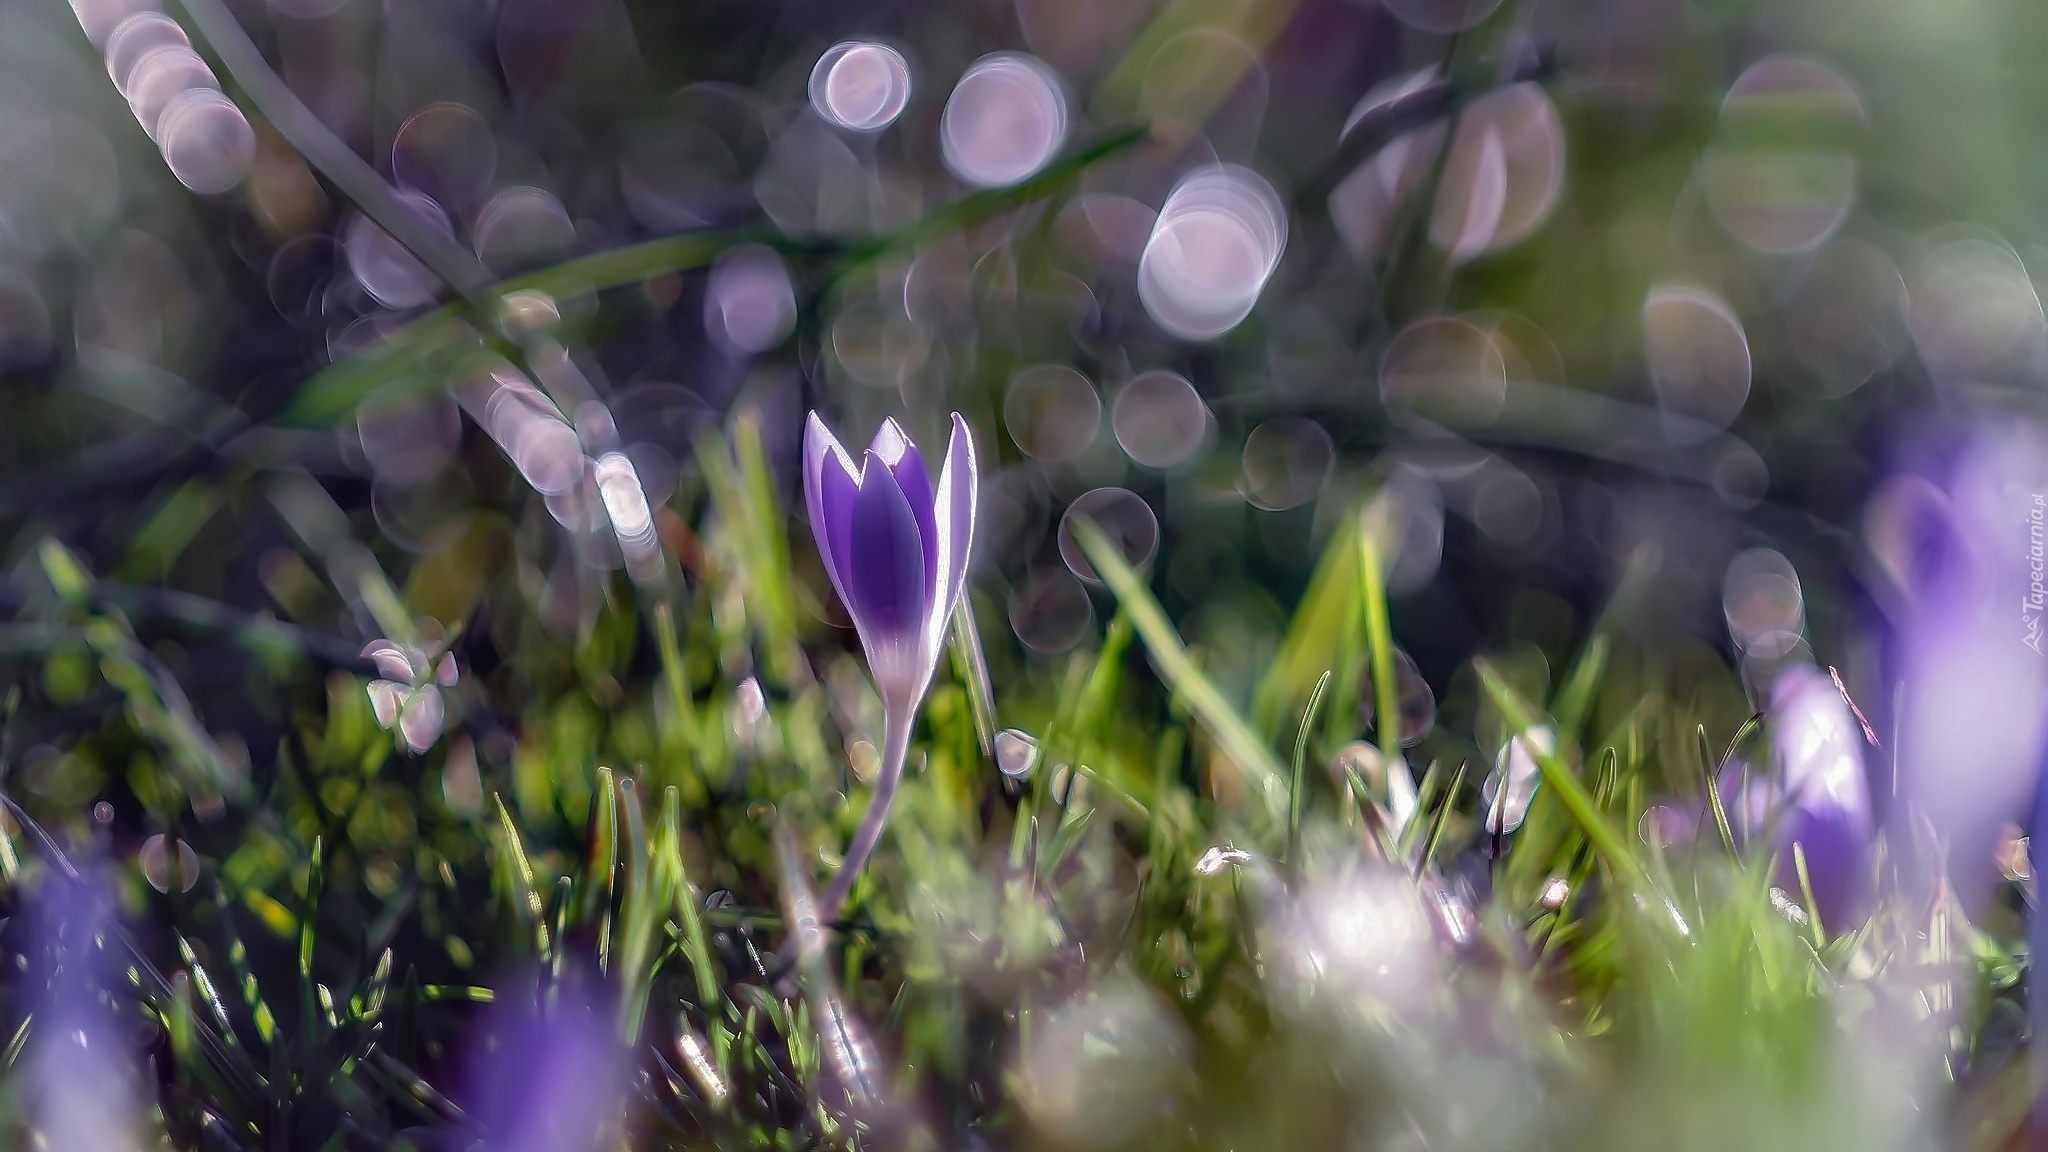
[1768,663,1873,926]
[804,412,977,716]
[802,411,978,921]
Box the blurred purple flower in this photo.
[1880,421,2048,897]
[26,867,149,1152]
[1873,419,2048,1127]
[803,411,978,920]
[1766,664,1874,926]
[468,982,626,1152]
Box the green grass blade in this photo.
[1719,712,1764,780]
[1474,659,1648,890]
[300,836,323,1036]
[550,874,576,988]
[492,794,551,958]
[1039,807,1096,880]
[1077,609,1134,738]
[588,765,620,971]
[216,889,277,1046]
[699,419,800,688]
[1699,724,1737,857]
[1289,670,1333,865]
[2,1013,29,1068]
[1552,634,1610,740]
[177,936,241,1048]
[733,412,801,684]
[950,598,999,759]
[418,985,496,1003]
[362,947,393,1020]
[1358,511,1401,767]
[1793,841,1829,949]
[1416,760,1467,878]
[1252,509,1360,739]
[1068,517,1288,822]
[1398,759,1443,856]
[614,776,662,1043]
[660,786,723,1013]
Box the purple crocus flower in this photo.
[466,971,625,1152]
[29,869,149,1152]
[1879,419,2048,897]
[803,411,977,920]
[1868,416,2048,1124]
[1767,663,1874,927]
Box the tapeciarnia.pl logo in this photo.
[2027,493,2045,655]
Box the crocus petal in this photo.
[804,412,863,607]
[871,418,939,600]
[1771,665,1870,826]
[1780,804,1869,927]
[922,413,979,662]
[468,975,626,1152]
[1769,664,1873,924]
[1890,422,2048,898]
[846,454,930,669]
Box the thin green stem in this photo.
[817,712,911,924]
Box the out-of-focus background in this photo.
[3,0,2048,1146]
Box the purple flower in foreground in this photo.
[1880,420,2048,897]
[1768,664,1874,926]
[30,873,148,1152]
[467,975,624,1152]
[803,411,978,919]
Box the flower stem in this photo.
[817,713,911,924]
